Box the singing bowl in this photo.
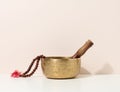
[41,57,81,79]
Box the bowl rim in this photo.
[43,56,80,60]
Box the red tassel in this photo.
[11,70,21,78]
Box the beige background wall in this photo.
[0,0,120,74]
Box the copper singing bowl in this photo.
[41,57,80,79]
[41,40,93,79]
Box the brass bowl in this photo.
[41,57,80,79]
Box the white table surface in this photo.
[0,74,120,92]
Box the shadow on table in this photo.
[79,63,114,75]
[80,67,91,74]
[95,63,114,74]
[76,63,114,79]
